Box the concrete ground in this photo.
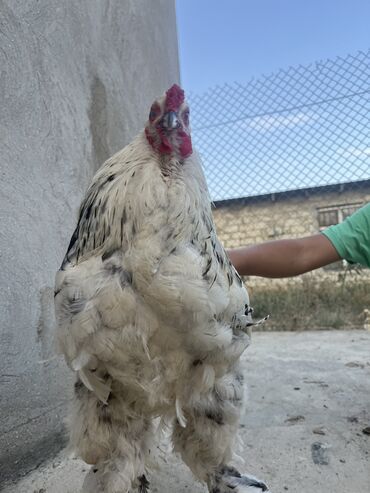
[3,330,370,493]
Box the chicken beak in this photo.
[162,111,179,130]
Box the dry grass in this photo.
[249,276,370,331]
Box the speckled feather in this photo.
[54,86,269,493]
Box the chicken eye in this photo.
[182,109,190,126]
[149,104,160,122]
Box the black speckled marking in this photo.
[227,271,233,286]
[206,410,224,425]
[235,373,244,384]
[102,249,118,262]
[121,269,133,286]
[202,257,212,277]
[97,401,112,425]
[235,271,243,286]
[61,227,79,267]
[192,359,203,366]
[68,294,86,315]
[245,304,253,315]
[74,379,87,398]
[138,474,150,493]
[209,272,218,289]
[104,262,132,287]
[85,203,93,220]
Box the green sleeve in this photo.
[321,203,370,268]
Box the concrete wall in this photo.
[0,0,179,484]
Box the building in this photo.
[213,180,370,260]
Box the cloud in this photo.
[238,111,317,132]
[336,146,370,157]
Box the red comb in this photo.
[165,84,185,111]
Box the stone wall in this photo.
[213,186,370,287]
[0,0,179,484]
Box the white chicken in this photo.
[54,84,270,493]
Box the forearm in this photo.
[227,235,341,278]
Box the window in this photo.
[317,203,362,231]
[317,208,338,230]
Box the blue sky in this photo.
[176,0,370,93]
[176,1,369,201]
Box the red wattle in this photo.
[178,131,193,158]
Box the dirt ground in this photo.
[3,330,370,493]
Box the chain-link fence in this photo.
[188,50,370,330]
[189,49,370,203]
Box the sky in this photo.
[176,1,369,201]
[176,0,370,93]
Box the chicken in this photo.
[54,84,270,493]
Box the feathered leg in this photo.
[172,367,270,493]
[71,379,152,493]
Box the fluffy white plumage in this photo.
[54,85,270,493]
